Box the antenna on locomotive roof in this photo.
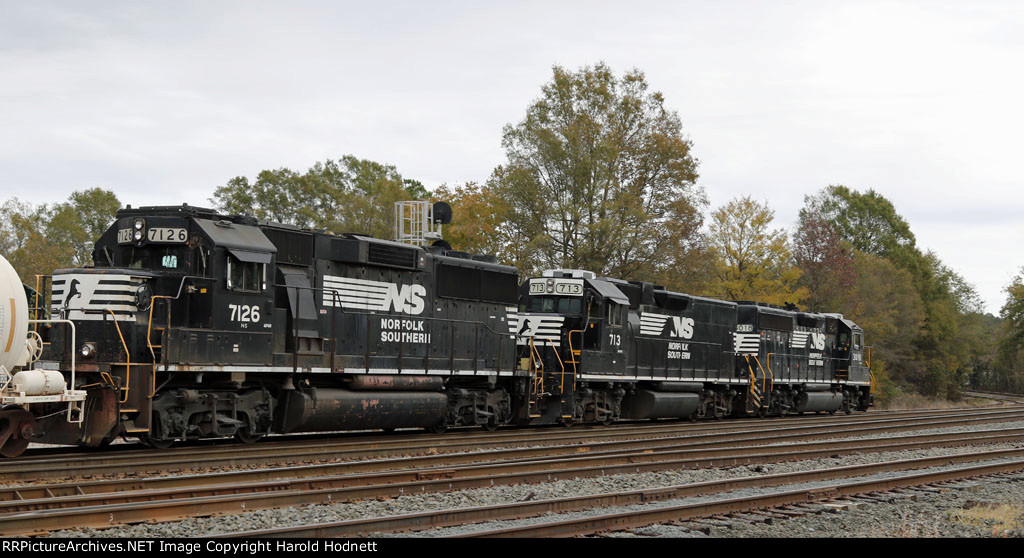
[394,200,451,246]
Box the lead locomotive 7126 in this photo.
[0,202,872,457]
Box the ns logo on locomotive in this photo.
[0,201,872,457]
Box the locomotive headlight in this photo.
[546,278,555,293]
[80,343,96,359]
[133,218,145,230]
[133,229,143,241]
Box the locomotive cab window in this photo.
[226,252,268,292]
[607,302,623,326]
[521,297,582,314]
[128,246,186,270]
[854,333,862,349]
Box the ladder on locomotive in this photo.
[526,337,546,418]
[743,355,770,414]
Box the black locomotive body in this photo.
[10,204,872,456]
[512,270,873,426]
[33,205,527,448]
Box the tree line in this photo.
[2,62,1022,401]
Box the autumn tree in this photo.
[792,214,855,312]
[706,196,806,305]
[489,62,706,280]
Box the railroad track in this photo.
[4,408,1024,535]
[209,448,1024,538]
[964,390,1024,404]
[5,406,1021,482]
[454,458,1024,537]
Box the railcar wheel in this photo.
[140,434,174,450]
[0,406,33,458]
[140,414,174,449]
[234,428,264,444]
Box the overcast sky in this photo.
[1,1,1021,314]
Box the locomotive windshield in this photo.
[520,296,583,314]
[124,246,188,271]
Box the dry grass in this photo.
[949,502,1024,537]
[875,393,993,411]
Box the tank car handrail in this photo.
[26,318,75,396]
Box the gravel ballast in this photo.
[43,420,1024,538]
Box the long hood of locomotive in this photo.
[50,270,150,321]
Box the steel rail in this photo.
[213,447,1024,538]
[2,427,1024,534]
[456,458,1024,537]
[3,427,1024,515]
[5,409,1024,484]
[13,404,1016,465]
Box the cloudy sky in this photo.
[1,1,1021,313]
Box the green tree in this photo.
[0,189,121,283]
[47,188,122,267]
[1001,268,1024,353]
[801,185,915,258]
[489,62,706,280]
[800,186,985,399]
[211,155,425,238]
[706,196,806,305]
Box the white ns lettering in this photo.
[670,317,694,339]
[385,284,426,315]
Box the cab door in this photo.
[215,249,274,364]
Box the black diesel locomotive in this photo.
[2,204,871,456]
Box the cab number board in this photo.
[116,227,188,244]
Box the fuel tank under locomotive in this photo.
[276,376,448,433]
[276,389,447,432]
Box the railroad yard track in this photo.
[963,390,1024,404]
[6,406,1019,479]
[3,405,1024,537]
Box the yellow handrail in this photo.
[107,310,131,404]
[751,355,769,395]
[763,353,775,394]
[566,329,583,391]
[146,295,174,398]
[743,355,758,396]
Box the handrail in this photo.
[106,309,131,404]
[27,318,74,396]
[146,295,175,397]
[743,355,759,401]
[763,353,775,394]
[567,329,583,391]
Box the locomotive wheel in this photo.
[140,414,173,449]
[481,419,499,432]
[140,434,174,449]
[0,406,34,458]
[234,428,264,444]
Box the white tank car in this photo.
[0,255,64,395]
[0,254,30,375]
